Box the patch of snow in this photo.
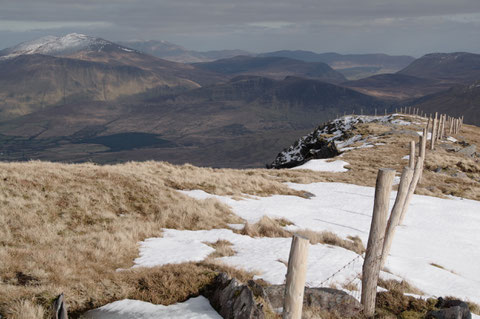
[291,159,349,172]
[227,223,245,230]
[133,238,214,268]
[136,228,362,287]
[402,155,409,160]
[374,143,386,146]
[393,176,401,185]
[447,136,458,142]
[179,182,480,303]
[391,119,411,126]
[417,131,432,140]
[84,296,222,319]
[2,33,111,58]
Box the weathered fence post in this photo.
[409,141,415,169]
[283,235,309,319]
[381,167,414,268]
[430,112,438,150]
[399,156,425,225]
[362,168,396,317]
[53,293,68,319]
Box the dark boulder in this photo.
[426,297,472,319]
[264,284,363,318]
[203,273,265,319]
[267,135,339,169]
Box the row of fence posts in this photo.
[282,110,465,318]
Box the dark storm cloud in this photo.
[1,0,480,55]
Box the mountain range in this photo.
[0,33,479,167]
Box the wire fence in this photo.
[316,253,365,301]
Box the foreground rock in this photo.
[265,284,363,318]
[426,297,472,319]
[204,273,363,318]
[203,273,265,319]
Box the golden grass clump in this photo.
[241,216,292,238]
[377,279,424,296]
[5,299,45,319]
[296,230,365,255]
[205,240,236,258]
[239,217,365,255]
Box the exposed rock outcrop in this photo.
[267,115,398,169]
[265,284,363,318]
[426,297,472,319]
[203,273,265,319]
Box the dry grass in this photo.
[296,230,365,255]
[241,216,292,238]
[0,161,246,316]
[239,217,364,255]
[205,240,236,258]
[377,279,424,295]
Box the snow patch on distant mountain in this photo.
[0,33,135,59]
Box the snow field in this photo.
[291,159,350,172]
[84,296,221,319]
[178,182,480,304]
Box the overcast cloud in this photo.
[1,0,479,56]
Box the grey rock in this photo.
[426,298,472,319]
[452,171,468,179]
[435,167,442,173]
[265,284,363,318]
[458,145,477,157]
[204,273,265,319]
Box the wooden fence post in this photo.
[409,141,415,169]
[430,113,438,150]
[283,235,309,319]
[362,168,396,317]
[381,167,414,269]
[53,293,68,319]
[419,128,427,158]
[399,156,425,225]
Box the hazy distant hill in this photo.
[0,54,200,120]
[413,80,480,126]
[118,40,252,63]
[398,52,480,84]
[192,56,347,83]
[258,50,415,79]
[342,73,451,100]
[0,34,226,119]
[343,52,480,100]
[0,76,385,167]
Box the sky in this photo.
[1,0,480,57]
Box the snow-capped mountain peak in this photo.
[0,33,133,59]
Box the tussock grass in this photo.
[378,279,424,295]
[205,240,236,258]
[239,217,365,254]
[241,216,292,238]
[296,230,365,255]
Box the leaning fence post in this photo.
[283,235,309,319]
[399,156,425,225]
[381,167,414,269]
[430,113,438,150]
[361,168,396,317]
[53,293,68,319]
[409,141,415,169]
